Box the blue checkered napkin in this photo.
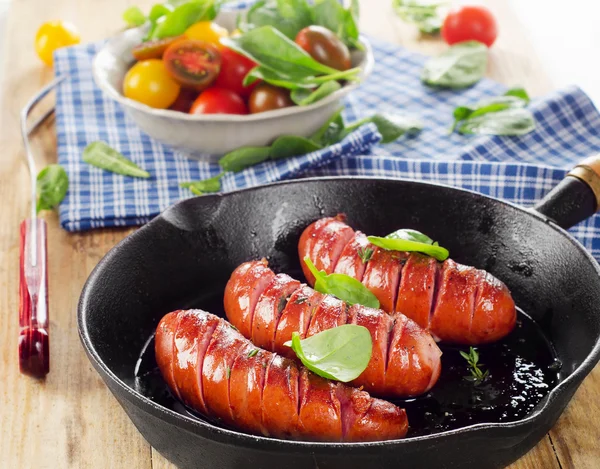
[54,33,600,262]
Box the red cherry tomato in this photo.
[214,47,259,98]
[442,6,498,47]
[190,88,248,115]
[163,39,221,90]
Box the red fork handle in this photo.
[19,219,49,378]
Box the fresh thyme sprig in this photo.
[358,247,374,263]
[460,346,489,384]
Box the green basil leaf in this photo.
[82,141,151,178]
[290,81,342,105]
[270,136,322,160]
[222,26,340,78]
[367,232,449,261]
[310,107,345,146]
[123,6,147,27]
[421,40,488,89]
[36,164,69,213]
[219,146,271,172]
[244,64,359,90]
[149,3,173,22]
[451,96,528,132]
[393,0,445,34]
[345,113,423,143]
[180,172,224,195]
[239,0,311,39]
[386,228,435,244]
[504,87,530,103]
[457,108,536,136]
[304,256,380,308]
[151,0,216,39]
[311,0,360,49]
[284,327,372,382]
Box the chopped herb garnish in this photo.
[230,324,239,332]
[295,296,308,305]
[226,366,231,379]
[248,349,259,358]
[460,347,489,384]
[358,247,374,264]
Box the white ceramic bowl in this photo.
[92,10,374,158]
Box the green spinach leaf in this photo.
[393,0,445,34]
[345,113,423,143]
[151,0,218,39]
[222,26,340,78]
[367,229,449,261]
[123,6,147,27]
[284,327,372,382]
[239,0,312,39]
[310,107,345,146]
[304,256,380,308]
[180,172,224,195]
[421,40,488,89]
[219,146,272,172]
[290,81,342,105]
[36,165,69,213]
[457,108,536,136]
[82,142,151,178]
[270,136,322,160]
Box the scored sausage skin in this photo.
[225,261,442,398]
[156,310,409,442]
[298,216,517,345]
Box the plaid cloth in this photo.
[53,20,600,260]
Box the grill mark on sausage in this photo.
[384,315,397,375]
[428,260,445,336]
[169,310,184,400]
[192,312,219,416]
[469,269,486,344]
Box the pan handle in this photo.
[533,154,600,229]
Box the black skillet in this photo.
[78,155,600,469]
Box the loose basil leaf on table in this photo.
[270,135,322,160]
[284,326,372,382]
[36,164,69,213]
[457,108,536,136]
[344,113,424,143]
[451,88,531,132]
[367,229,449,261]
[290,81,342,106]
[123,6,147,27]
[421,40,488,89]
[180,173,224,195]
[311,107,345,146]
[303,256,380,308]
[83,141,151,178]
[222,26,340,78]
[219,146,272,172]
[392,0,445,35]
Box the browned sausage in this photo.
[155,309,409,442]
[224,261,442,398]
[298,216,517,344]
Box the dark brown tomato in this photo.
[132,36,184,61]
[295,25,351,71]
[248,83,294,114]
[163,39,221,91]
[168,88,199,113]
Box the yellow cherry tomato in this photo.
[35,21,80,66]
[123,59,181,109]
[184,21,228,47]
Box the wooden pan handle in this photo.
[534,154,600,229]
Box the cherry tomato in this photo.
[132,36,183,61]
[248,83,294,114]
[295,26,351,71]
[184,21,228,47]
[442,6,499,47]
[190,88,248,115]
[163,39,221,90]
[123,59,181,109]
[214,47,259,98]
[169,88,199,113]
[35,21,80,66]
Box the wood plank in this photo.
[0,0,588,468]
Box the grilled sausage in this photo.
[224,260,442,397]
[155,309,409,442]
[298,216,516,344]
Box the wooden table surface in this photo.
[0,0,598,467]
